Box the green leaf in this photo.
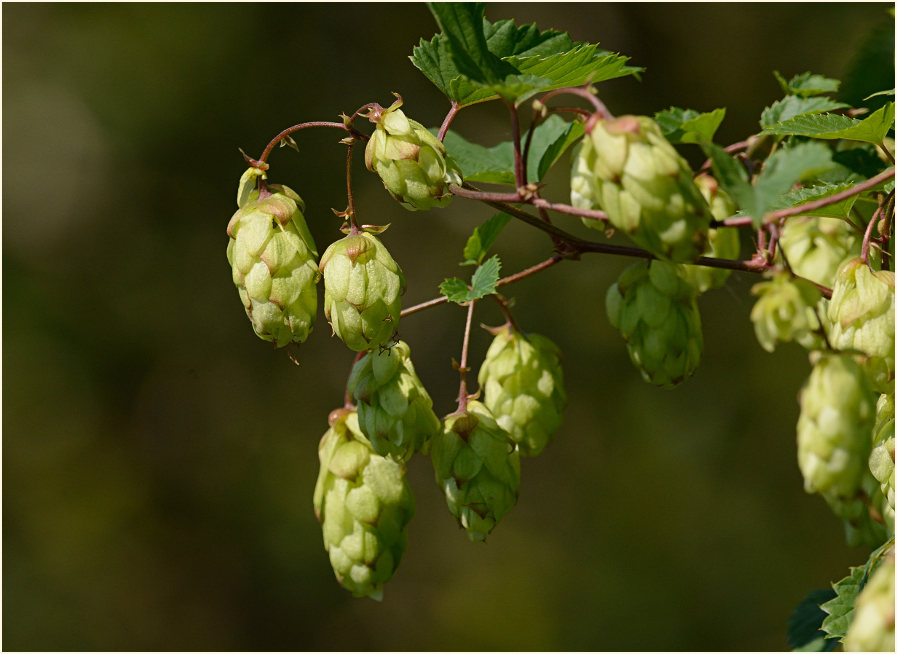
[773,182,858,219]
[482,17,574,58]
[700,142,757,215]
[439,255,502,303]
[763,102,895,144]
[760,96,849,129]
[788,588,839,651]
[863,88,895,101]
[427,3,518,85]
[462,213,511,265]
[774,71,841,97]
[753,141,835,220]
[655,107,726,144]
[441,115,584,186]
[820,564,866,641]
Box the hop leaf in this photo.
[226,183,320,347]
[347,341,441,461]
[313,408,415,600]
[478,325,567,456]
[319,232,406,352]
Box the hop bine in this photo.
[478,325,567,457]
[319,232,405,352]
[313,408,415,600]
[226,174,320,347]
[347,340,440,461]
[571,114,712,262]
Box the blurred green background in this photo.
[3,3,893,651]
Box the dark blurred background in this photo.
[3,3,893,651]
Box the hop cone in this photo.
[570,115,712,262]
[319,232,405,352]
[750,272,823,353]
[606,260,703,388]
[430,401,520,542]
[347,340,440,461]
[778,216,861,287]
[226,181,319,346]
[843,550,895,653]
[478,325,567,457]
[365,101,462,211]
[869,393,895,520]
[686,174,740,292]
[828,258,895,393]
[313,408,415,600]
[797,352,877,514]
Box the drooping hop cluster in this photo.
[226,178,320,346]
[319,232,406,351]
[797,352,877,515]
[313,408,415,600]
[606,259,703,388]
[477,325,567,457]
[687,174,740,292]
[827,258,895,393]
[749,272,823,353]
[570,114,712,262]
[365,100,462,211]
[778,216,861,287]
[430,401,520,542]
[347,340,440,461]
[843,549,895,653]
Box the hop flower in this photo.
[319,232,405,352]
[844,549,895,652]
[313,408,415,600]
[797,352,877,505]
[571,115,712,262]
[477,325,567,457]
[778,216,861,287]
[869,393,895,518]
[827,258,895,393]
[365,99,462,211]
[347,340,440,461]
[685,174,740,292]
[749,272,823,353]
[226,180,319,347]
[606,260,703,388]
[430,401,520,542]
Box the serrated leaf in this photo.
[753,141,835,221]
[469,255,501,299]
[788,588,839,651]
[439,255,502,303]
[655,106,726,144]
[700,142,757,215]
[773,182,858,219]
[439,277,472,303]
[763,102,895,144]
[820,564,866,641]
[462,213,511,265]
[441,115,584,186]
[761,96,849,129]
[774,71,841,97]
[483,17,574,58]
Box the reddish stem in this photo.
[258,121,349,165]
[437,102,461,142]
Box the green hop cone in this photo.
[797,352,877,512]
[828,258,895,393]
[347,340,440,461]
[843,549,895,653]
[364,99,462,211]
[313,408,415,600]
[226,179,320,347]
[430,401,520,542]
[570,114,712,262]
[477,325,567,457]
[606,259,703,388]
[685,174,740,292]
[778,216,861,287]
[749,272,823,353]
[869,393,895,524]
[319,232,406,352]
